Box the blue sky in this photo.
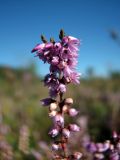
[0,0,120,76]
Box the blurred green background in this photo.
[0,64,120,159]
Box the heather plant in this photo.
[86,131,120,160]
[31,30,82,160]
[0,30,120,160]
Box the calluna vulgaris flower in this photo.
[32,30,82,159]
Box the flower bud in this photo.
[69,124,80,132]
[65,98,73,105]
[49,103,57,111]
[68,108,78,117]
[62,128,70,138]
[53,114,64,127]
[73,152,82,159]
[49,110,57,117]
[54,42,61,49]
[49,128,59,137]
[62,105,68,113]
[52,143,59,151]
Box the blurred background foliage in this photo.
[0,64,120,159]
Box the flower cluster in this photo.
[32,30,81,98]
[32,30,82,159]
[48,98,80,153]
[86,131,120,160]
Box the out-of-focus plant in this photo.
[86,131,120,160]
[31,30,82,159]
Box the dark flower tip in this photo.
[40,98,56,106]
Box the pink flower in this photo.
[49,128,59,137]
[63,66,73,77]
[103,141,110,151]
[73,152,82,160]
[52,144,59,151]
[96,143,105,152]
[31,43,45,53]
[95,142,110,153]
[69,72,81,84]
[45,42,53,49]
[54,42,62,53]
[62,128,70,138]
[53,114,64,127]
[69,124,80,132]
[87,142,97,153]
[63,70,81,84]
[58,84,66,93]
[58,61,67,69]
[62,36,80,52]
[51,56,59,65]
[68,108,79,117]
[67,57,78,68]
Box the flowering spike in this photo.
[32,30,81,159]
